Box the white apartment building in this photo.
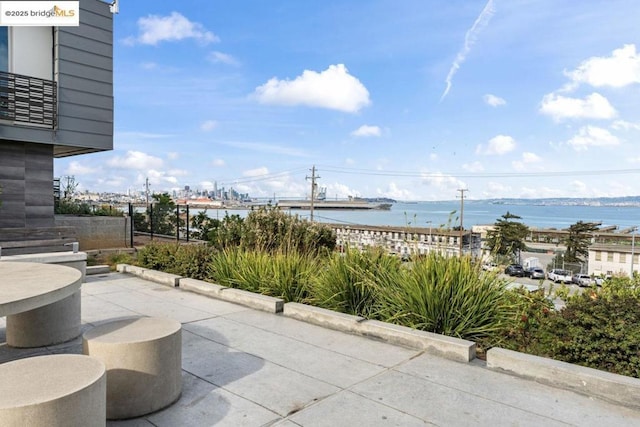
[333,225,482,258]
[588,244,639,278]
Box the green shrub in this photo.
[169,244,215,280]
[107,252,135,269]
[311,247,402,317]
[375,252,514,340]
[55,199,122,216]
[489,287,554,354]
[535,292,640,378]
[136,242,214,279]
[136,242,179,271]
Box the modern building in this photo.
[0,1,113,244]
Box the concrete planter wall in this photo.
[55,215,131,250]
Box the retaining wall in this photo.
[55,215,131,250]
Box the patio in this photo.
[1,271,639,426]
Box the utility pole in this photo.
[306,165,320,222]
[145,177,150,212]
[457,188,467,256]
[631,227,637,278]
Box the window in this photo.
[607,252,614,262]
[595,251,601,261]
[0,27,6,72]
[620,253,626,264]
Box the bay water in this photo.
[198,201,640,230]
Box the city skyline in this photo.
[54,0,640,201]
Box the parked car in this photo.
[505,264,525,277]
[524,267,545,279]
[547,269,573,284]
[572,274,595,287]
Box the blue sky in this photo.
[55,0,640,201]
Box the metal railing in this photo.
[0,71,56,128]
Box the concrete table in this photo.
[0,261,82,347]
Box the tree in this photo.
[564,220,599,263]
[148,193,180,236]
[486,211,529,261]
[190,210,214,240]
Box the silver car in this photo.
[525,267,545,279]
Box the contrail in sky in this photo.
[440,0,496,101]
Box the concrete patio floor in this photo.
[1,271,640,426]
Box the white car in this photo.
[572,274,595,287]
[547,269,573,284]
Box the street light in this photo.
[562,253,565,270]
[426,221,432,252]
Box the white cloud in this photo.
[200,120,218,131]
[167,169,189,177]
[429,153,439,161]
[212,159,225,167]
[325,182,361,199]
[462,161,484,172]
[351,125,381,137]
[420,171,466,193]
[612,120,640,131]
[167,152,179,160]
[208,51,240,66]
[539,92,616,121]
[486,181,511,194]
[511,151,542,173]
[476,135,516,155]
[441,0,495,100]
[566,126,620,151]
[66,161,94,175]
[629,156,640,164]
[243,167,269,177]
[376,182,415,201]
[565,44,640,89]
[107,151,164,170]
[483,94,506,107]
[254,64,371,113]
[345,158,355,165]
[511,154,540,170]
[126,12,218,46]
[521,152,541,163]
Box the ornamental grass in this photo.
[310,247,402,318]
[374,251,514,340]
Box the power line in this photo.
[217,167,308,186]
[316,164,640,179]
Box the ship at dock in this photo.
[277,188,392,211]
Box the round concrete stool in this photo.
[0,354,106,427]
[82,317,182,420]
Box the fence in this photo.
[130,203,201,244]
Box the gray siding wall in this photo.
[0,0,113,157]
[0,141,54,228]
[55,0,113,157]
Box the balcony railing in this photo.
[0,71,56,129]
